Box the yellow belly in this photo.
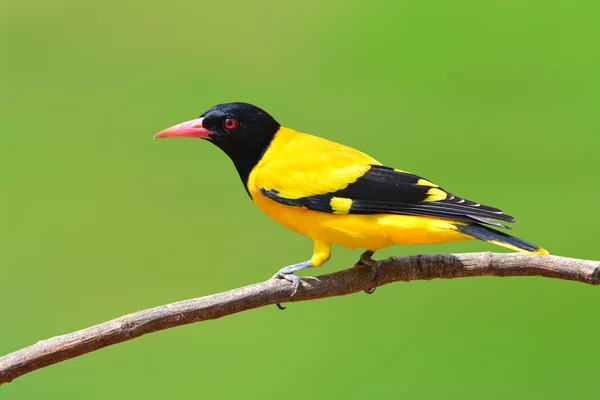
[251,193,472,251]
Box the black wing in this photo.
[260,165,515,229]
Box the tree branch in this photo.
[1,252,598,385]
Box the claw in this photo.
[272,260,313,296]
[284,274,302,296]
[355,250,381,294]
[272,271,302,295]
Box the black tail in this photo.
[457,224,548,255]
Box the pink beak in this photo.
[154,117,211,139]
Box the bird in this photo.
[154,102,548,294]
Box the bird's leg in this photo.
[273,241,331,297]
[354,250,381,294]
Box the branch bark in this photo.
[1,252,598,385]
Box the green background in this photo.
[2,1,599,398]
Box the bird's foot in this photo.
[274,272,302,296]
[272,261,313,296]
[354,250,381,294]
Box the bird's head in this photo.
[154,102,280,158]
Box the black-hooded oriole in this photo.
[155,102,547,293]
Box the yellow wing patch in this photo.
[416,179,438,188]
[330,197,353,214]
[425,188,447,202]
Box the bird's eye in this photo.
[223,118,238,130]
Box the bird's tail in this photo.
[456,224,549,255]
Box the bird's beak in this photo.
[154,117,211,140]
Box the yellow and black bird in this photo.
[155,102,547,293]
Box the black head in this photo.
[199,102,280,157]
[155,102,281,186]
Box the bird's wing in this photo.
[253,132,514,228]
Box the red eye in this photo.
[223,118,238,130]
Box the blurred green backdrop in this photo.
[1,0,599,398]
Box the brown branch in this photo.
[1,252,598,385]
